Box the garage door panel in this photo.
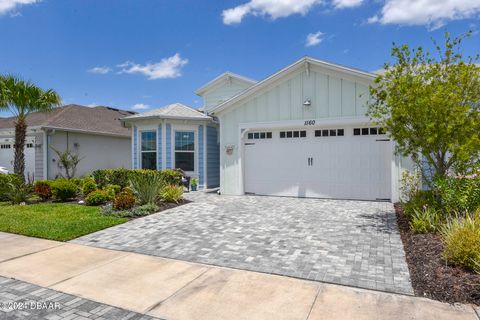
[0,137,36,176]
[244,127,391,201]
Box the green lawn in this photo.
[0,203,127,241]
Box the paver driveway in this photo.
[72,192,413,295]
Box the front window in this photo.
[141,131,156,170]
[175,131,195,171]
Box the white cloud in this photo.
[0,0,38,15]
[131,103,150,110]
[222,0,323,25]
[369,0,480,29]
[305,31,324,47]
[88,66,111,74]
[118,53,188,80]
[332,0,363,9]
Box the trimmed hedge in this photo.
[51,179,78,201]
[85,190,109,206]
[91,168,183,189]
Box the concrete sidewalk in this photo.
[0,232,478,320]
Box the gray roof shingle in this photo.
[122,103,211,121]
[0,104,134,137]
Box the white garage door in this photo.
[244,126,391,201]
[0,137,36,177]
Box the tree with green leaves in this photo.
[368,32,480,182]
[0,76,61,179]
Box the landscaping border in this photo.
[395,204,480,306]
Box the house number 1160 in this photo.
[304,120,315,126]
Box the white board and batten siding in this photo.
[203,78,253,113]
[216,62,406,201]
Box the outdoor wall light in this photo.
[303,98,311,106]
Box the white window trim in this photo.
[174,129,196,174]
[139,129,157,170]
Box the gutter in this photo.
[40,126,131,139]
[121,115,213,123]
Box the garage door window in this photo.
[315,129,344,137]
[280,130,306,138]
[247,132,272,140]
[0,144,11,149]
[141,131,157,170]
[175,131,195,172]
[353,127,386,136]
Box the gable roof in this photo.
[195,72,257,96]
[122,103,212,122]
[210,56,377,115]
[0,104,134,137]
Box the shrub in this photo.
[82,177,97,197]
[70,178,84,187]
[410,207,442,233]
[5,180,33,205]
[92,168,132,188]
[51,179,78,201]
[34,180,52,200]
[101,203,159,218]
[160,185,183,203]
[91,169,109,188]
[113,188,136,210]
[104,184,121,200]
[401,190,437,218]
[85,190,109,206]
[91,168,183,189]
[441,212,480,271]
[124,204,159,217]
[434,176,480,214]
[162,169,183,186]
[0,174,21,201]
[129,173,163,205]
[100,203,117,216]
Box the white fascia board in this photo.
[211,57,377,116]
[238,117,373,131]
[195,72,257,96]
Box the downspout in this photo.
[42,129,48,180]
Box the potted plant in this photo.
[190,178,198,191]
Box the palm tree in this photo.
[0,75,61,179]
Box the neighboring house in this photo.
[121,103,220,189]
[0,104,134,180]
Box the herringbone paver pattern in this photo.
[72,193,413,294]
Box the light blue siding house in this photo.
[122,103,219,189]
[122,57,413,200]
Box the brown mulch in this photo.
[395,204,480,306]
[157,198,191,212]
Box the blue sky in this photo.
[0,0,479,116]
